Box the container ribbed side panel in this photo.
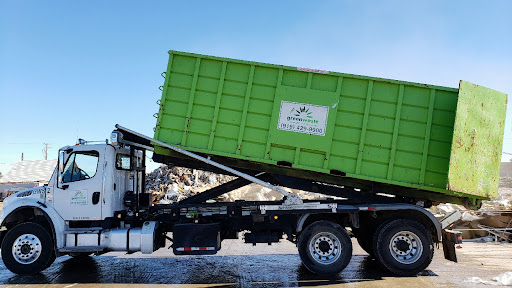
[154,50,495,197]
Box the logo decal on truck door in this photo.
[277,101,328,136]
[70,190,88,205]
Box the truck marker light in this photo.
[274,216,278,220]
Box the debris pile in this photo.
[466,271,512,286]
[480,177,512,211]
[216,184,326,202]
[146,165,235,203]
[145,165,325,203]
[428,177,512,242]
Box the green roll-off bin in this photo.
[153,51,507,205]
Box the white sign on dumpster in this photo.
[277,101,329,136]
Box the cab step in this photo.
[59,246,105,253]
[63,227,103,234]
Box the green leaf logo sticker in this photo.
[293,106,313,118]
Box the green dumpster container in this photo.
[153,50,507,205]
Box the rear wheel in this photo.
[298,221,352,275]
[1,223,54,274]
[373,219,434,276]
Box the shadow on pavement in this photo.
[0,254,437,287]
[295,255,436,287]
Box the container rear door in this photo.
[447,80,507,198]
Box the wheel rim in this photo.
[309,232,342,265]
[12,234,42,264]
[388,230,423,264]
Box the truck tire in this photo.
[1,223,54,274]
[298,221,352,275]
[373,219,434,276]
[44,251,56,269]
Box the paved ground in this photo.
[1,201,512,287]
[0,235,511,288]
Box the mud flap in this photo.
[173,223,220,255]
[442,229,462,262]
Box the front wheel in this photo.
[373,219,434,276]
[298,221,352,275]
[1,223,54,274]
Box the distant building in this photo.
[0,160,57,199]
[501,162,512,177]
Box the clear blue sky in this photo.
[1,0,512,174]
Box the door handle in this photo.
[92,192,100,205]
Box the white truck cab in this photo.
[0,134,158,274]
[49,143,142,222]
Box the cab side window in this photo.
[62,152,99,183]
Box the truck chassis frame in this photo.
[0,125,458,277]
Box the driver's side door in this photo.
[52,146,105,221]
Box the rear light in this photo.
[176,247,216,251]
[359,207,376,211]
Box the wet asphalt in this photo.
[1,238,511,288]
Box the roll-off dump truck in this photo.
[0,51,507,276]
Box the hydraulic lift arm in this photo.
[113,125,303,205]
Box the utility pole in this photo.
[42,143,52,160]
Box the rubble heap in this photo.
[145,165,325,203]
[428,177,512,242]
[480,177,512,211]
[146,165,235,203]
